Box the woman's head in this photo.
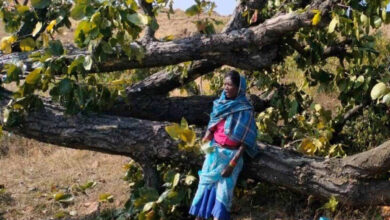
[223,70,240,99]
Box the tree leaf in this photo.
[370,82,388,100]
[142,201,155,212]
[46,20,57,32]
[185,5,200,16]
[59,78,73,95]
[32,22,43,37]
[127,13,149,27]
[328,16,339,33]
[145,0,153,3]
[299,138,317,155]
[172,173,180,188]
[20,38,35,52]
[48,40,64,56]
[0,36,17,54]
[71,4,86,20]
[83,55,93,71]
[184,175,196,185]
[165,123,181,140]
[31,0,50,9]
[25,68,42,85]
[312,11,321,26]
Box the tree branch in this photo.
[1,87,390,206]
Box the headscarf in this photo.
[207,74,259,158]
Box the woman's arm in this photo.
[221,144,246,177]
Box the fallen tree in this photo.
[1,0,390,208]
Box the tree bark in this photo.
[0,0,334,73]
[108,94,270,125]
[1,88,389,206]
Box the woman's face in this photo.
[223,77,239,99]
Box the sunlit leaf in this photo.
[299,138,317,155]
[312,11,321,26]
[370,82,388,100]
[20,38,35,52]
[328,15,339,33]
[172,173,180,188]
[16,5,29,14]
[46,20,57,32]
[127,13,149,27]
[184,175,196,185]
[323,196,338,212]
[165,123,181,140]
[32,22,43,37]
[83,55,93,71]
[25,68,42,85]
[99,193,114,202]
[0,36,17,54]
[142,201,155,212]
[145,0,153,3]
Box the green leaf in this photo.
[99,193,114,202]
[180,117,188,128]
[145,0,153,3]
[25,68,41,85]
[127,13,149,27]
[288,100,299,118]
[79,181,97,190]
[70,4,86,20]
[83,55,93,71]
[20,38,35,52]
[4,64,21,83]
[58,78,73,95]
[185,5,200,16]
[48,40,64,56]
[16,5,30,14]
[31,0,50,9]
[53,192,74,203]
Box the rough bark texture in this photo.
[1,88,389,206]
[108,94,270,125]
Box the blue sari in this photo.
[189,75,258,220]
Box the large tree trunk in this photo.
[1,88,389,206]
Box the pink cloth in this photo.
[210,120,240,148]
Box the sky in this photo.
[172,0,390,15]
[172,0,237,15]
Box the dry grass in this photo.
[0,134,130,220]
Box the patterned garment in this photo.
[190,74,258,219]
[207,75,259,158]
[190,142,243,219]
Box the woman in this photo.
[189,70,259,220]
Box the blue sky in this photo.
[173,0,237,15]
[173,0,390,15]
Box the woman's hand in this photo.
[202,130,213,143]
[221,165,234,177]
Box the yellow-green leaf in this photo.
[299,138,317,155]
[312,11,321,26]
[328,15,339,33]
[20,38,35,52]
[32,22,43,37]
[323,196,338,212]
[165,123,182,140]
[127,13,149,26]
[172,173,180,188]
[180,129,195,146]
[25,68,42,85]
[17,5,29,13]
[145,0,153,3]
[46,20,57,32]
[99,193,114,202]
[0,36,17,54]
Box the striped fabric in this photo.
[207,75,259,158]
